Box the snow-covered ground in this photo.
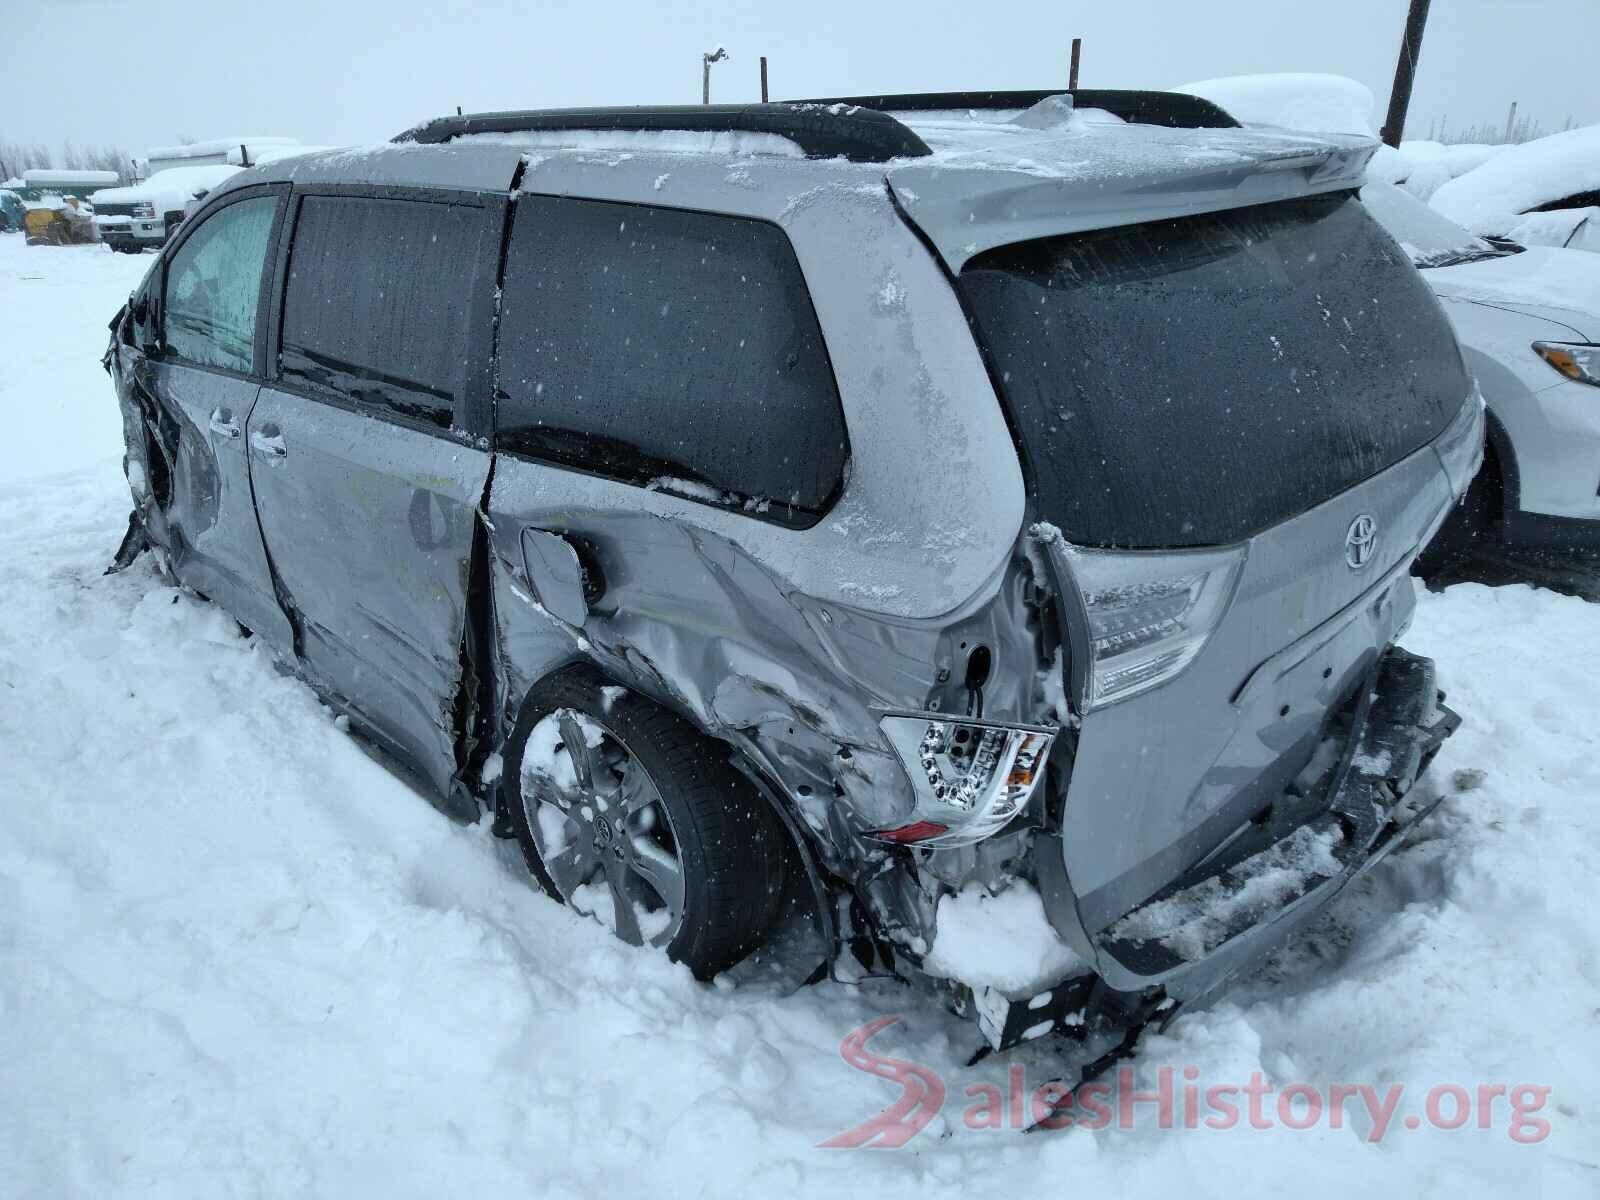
[2,234,1598,1197]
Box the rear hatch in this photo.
[946,192,1472,979]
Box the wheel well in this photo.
[500,661,838,963]
[1482,410,1518,520]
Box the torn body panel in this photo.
[246,386,492,797]
[482,483,1058,961]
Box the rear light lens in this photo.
[1533,341,1600,388]
[874,715,1055,848]
[1063,543,1246,710]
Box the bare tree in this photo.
[0,141,53,181]
[0,140,136,183]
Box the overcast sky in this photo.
[5,0,1595,155]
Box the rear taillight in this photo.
[873,715,1055,848]
[1062,542,1246,710]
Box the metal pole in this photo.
[702,48,728,105]
[760,56,769,103]
[1379,0,1432,148]
[1069,38,1081,89]
[1502,100,1518,143]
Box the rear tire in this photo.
[502,668,787,979]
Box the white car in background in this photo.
[1364,182,1600,560]
[89,164,241,252]
[1430,125,1600,255]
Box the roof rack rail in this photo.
[393,104,932,163]
[792,89,1241,130]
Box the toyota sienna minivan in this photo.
[104,90,1481,1059]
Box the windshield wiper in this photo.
[1417,247,1511,269]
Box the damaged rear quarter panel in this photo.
[484,154,1038,891]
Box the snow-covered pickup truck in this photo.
[91,165,240,252]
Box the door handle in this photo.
[208,408,241,439]
[249,429,287,460]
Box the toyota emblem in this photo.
[1345,514,1378,569]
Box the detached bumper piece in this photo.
[954,972,1099,1053]
[1099,647,1459,977]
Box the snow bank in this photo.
[1431,124,1600,235]
[2,244,1598,1193]
[923,881,1084,994]
[0,237,149,484]
[1172,73,1375,136]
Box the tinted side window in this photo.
[165,194,278,372]
[497,196,847,523]
[280,195,485,430]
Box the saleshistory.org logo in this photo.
[819,1017,1552,1148]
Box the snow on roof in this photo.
[145,137,300,161]
[22,168,120,186]
[249,144,337,165]
[1171,72,1376,137]
[1430,124,1600,235]
[1366,140,1510,199]
[461,128,806,158]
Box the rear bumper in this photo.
[976,646,1458,1051]
[1096,646,1458,1000]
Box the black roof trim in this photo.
[393,104,933,163]
[792,89,1241,130]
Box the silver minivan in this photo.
[105,90,1481,1062]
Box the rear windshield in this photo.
[958,194,1468,548]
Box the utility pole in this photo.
[1380,0,1432,147]
[702,47,728,105]
[1068,38,1082,89]
[760,55,769,103]
[1502,100,1518,143]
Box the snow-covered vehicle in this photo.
[1364,182,1600,561]
[1431,125,1600,254]
[91,165,240,252]
[104,92,1475,1059]
[0,188,23,233]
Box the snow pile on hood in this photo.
[1426,245,1600,334]
[1431,125,1600,235]
[1172,73,1375,137]
[91,164,240,210]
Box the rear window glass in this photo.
[496,195,847,524]
[280,195,488,430]
[958,194,1469,548]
